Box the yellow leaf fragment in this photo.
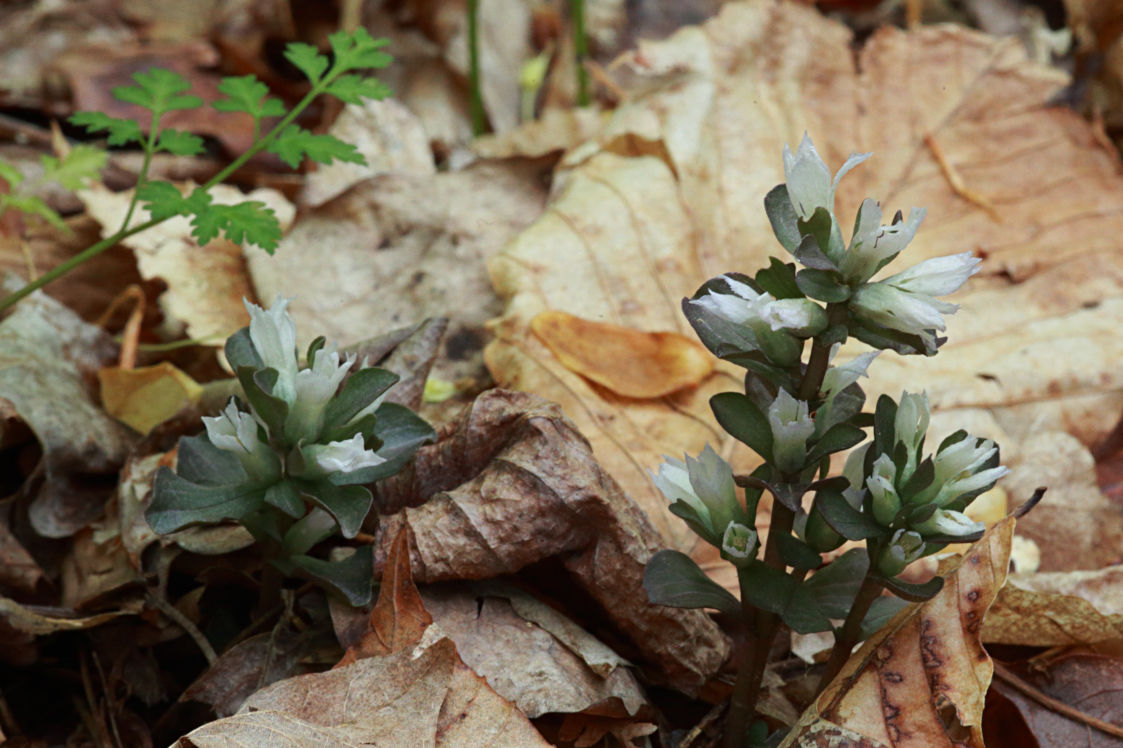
[783,518,1015,748]
[530,310,713,399]
[99,362,202,434]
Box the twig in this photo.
[146,593,218,665]
[924,133,1001,222]
[993,661,1123,739]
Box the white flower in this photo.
[841,442,871,508]
[886,252,981,297]
[767,389,815,473]
[816,348,879,436]
[286,346,355,441]
[868,454,901,525]
[838,199,927,283]
[245,296,299,404]
[877,529,925,577]
[721,522,757,564]
[926,437,1009,507]
[894,391,930,484]
[204,399,261,455]
[693,275,772,325]
[653,445,737,541]
[305,433,386,474]
[782,134,870,221]
[913,509,984,538]
[760,298,828,335]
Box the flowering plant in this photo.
[643,136,1030,747]
[146,298,434,605]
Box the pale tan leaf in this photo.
[985,565,1123,646]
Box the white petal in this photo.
[886,251,980,297]
[310,434,386,473]
[203,400,259,454]
[244,295,299,400]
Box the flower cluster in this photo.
[146,297,434,605]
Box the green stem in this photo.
[467,0,487,136]
[570,0,590,107]
[119,112,162,233]
[815,572,883,693]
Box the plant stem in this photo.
[797,302,846,401]
[570,0,590,107]
[815,572,883,693]
[466,0,487,136]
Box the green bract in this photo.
[643,135,1023,743]
[146,298,434,606]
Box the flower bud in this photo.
[877,529,925,577]
[244,296,299,404]
[782,134,870,222]
[300,434,385,477]
[285,346,355,442]
[868,454,901,526]
[894,391,929,484]
[921,436,1009,508]
[203,399,280,482]
[805,503,844,552]
[767,389,814,473]
[653,445,738,543]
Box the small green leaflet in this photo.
[268,125,365,168]
[1,194,67,231]
[328,28,392,72]
[213,75,285,123]
[40,145,107,190]
[324,75,392,105]
[69,111,143,146]
[137,181,282,252]
[284,43,329,85]
[156,129,205,156]
[0,161,23,189]
[112,68,202,116]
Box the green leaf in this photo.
[668,499,718,547]
[113,68,202,116]
[814,486,884,541]
[287,547,373,606]
[753,257,802,300]
[69,111,144,147]
[738,561,833,633]
[136,180,195,220]
[177,433,248,485]
[710,392,773,462]
[872,394,898,459]
[0,160,24,189]
[265,481,305,518]
[321,367,399,434]
[268,125,365,168]
[225,327,264,371]
[296,481,371,539]
[235,366,289,437]
[793,234,840,272]
[305,336,327,365]
[795,268,849,302]
[213,75,285,121]
[878,574,944,603]
[283,43,330,85]
[40,145,107,190]
[324,74,392,105]
[202,200,282,251]
[860,596,909,639]
[806,423,866,464]
[147,467,266,534]
[329,402,434,485]
[282,507,337,555]
[3,195,67,231]
[643,550,743,618]
[777,534,822,570]
[156,128,205,156]
[849,318,938,357]
[763,184,800,254]
[328,28,393,72]
[801,548,868,619]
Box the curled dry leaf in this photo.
[0,282,136,537]
[80,182,295,343]
[179,637,550,748]
[98,361,203,435]
[531,310,714,398]
[486,0,1123,569]
[373,388,728,692]
[781,518,1015,748]
[985,565,1123,647]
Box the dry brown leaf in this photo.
[781,517,1015,748]
[486,1,1123,569]
[0,595,135,635]
[98,362,203,434]
[337,525,432,667]
[472,107,607,160]
[80,182,295,343]
[372,388,728,692]
[1000,431,1123,571]
[420,583,649,719]
[0,519,44,595]
[181,637,550,747]
[0,282,136,537]
[531,310,714,398]
[985,566,1123,646]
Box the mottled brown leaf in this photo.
[782,518,1015,748]
[985,565,1123,646]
